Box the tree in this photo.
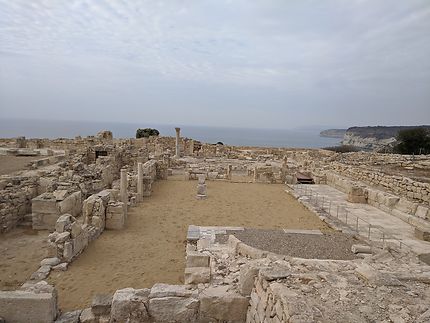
[136,128,160,138]
[394,127,430,155]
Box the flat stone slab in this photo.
[283,229,323,235]
[187,225,200,241]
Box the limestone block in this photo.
[197,183,207,196]
[72,231,89,257]
[199,286,249,322]
[55,310,81,323]
[351,245,372,254]
[149,284,194,299]
[91,294,112,316]
[0,290,57,323]
[414,228,430,242]
[415,206,429,219]
[239,263,266,296]
[91,216,103,230]
[52,263,68,271]
[105,202,126,230]
[40,257,61,267]
[32,197,58,214]
[55,214,72,233]
[58,191,82,216]
[148,296,199,323]
[63,241,73,261]
[55,232,70,243]
[79,308,96,323]
[227,235,241,255]
[110,288,150,323]
[186,251,210,268]
[184,267,210,284]
[237,242,267,259]
[70,221,82,238]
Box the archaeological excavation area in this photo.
[1,130,430,323]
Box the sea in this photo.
[0,119,341,149]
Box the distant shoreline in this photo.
[0,118,340,149]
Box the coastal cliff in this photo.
[320,129,347,138]
[340,126,430,151]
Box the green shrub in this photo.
[136,128,160,138]
[394,128,430,155]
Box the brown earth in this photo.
[0,155,40,175]
[0,228,48,290]
[48,178,329,311]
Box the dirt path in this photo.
[49,178,329,311]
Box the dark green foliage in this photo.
[323,145,360,153]
[394,128,430,155]
[136,128,160,138]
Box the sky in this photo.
[0,0,429,129]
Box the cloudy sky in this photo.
[0,0,429,129]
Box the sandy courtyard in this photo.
[0,155,41,175]
[49,178,329,310]
[0,228,48,290]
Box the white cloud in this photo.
[0,0,429,127]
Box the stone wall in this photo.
[326,172,430,227]
[332,164,430,205]
[0,175,39,233]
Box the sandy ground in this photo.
[0,155,40,175]
[0,228,48,290]
[49,178,329,311]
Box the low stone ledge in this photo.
[0,283,57,323]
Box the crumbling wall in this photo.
[0,175,39,233]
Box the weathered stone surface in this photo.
[184,267,210,284]
[351,245,372,254]
[54,310,81,323]
[149,296,199,323]
[91,294,112,316]
[105,202,126,230]
[79,308,96,323]
[52,263,68,271]
[149,283,193,299]
[55,232,70,243]
[199,286,249,322]
[186,251,210,268]
[414,227,430,241]
[41,257,61,267]
[0,290,57,323]
[110,288,150,323]
[239,262,268,296]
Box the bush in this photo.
[136,128,160,138]
[323,145,360,153]
[394,128,430,155]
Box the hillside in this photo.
[341,125,430,151]
[320,129,347,138]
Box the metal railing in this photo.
[293,184,412,251]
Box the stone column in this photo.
[120,168,128,205]
[189,139,194,156]
[137,162,143,202]
[142,176,152,197]
[196,174,207,200]
[175,127,181,158]
[227,164,232,180]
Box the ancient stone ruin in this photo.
[0,129,429,322]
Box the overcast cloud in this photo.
[0,0,429,129]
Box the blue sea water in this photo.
[0,118,340,148]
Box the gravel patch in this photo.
[217,228,361,260]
